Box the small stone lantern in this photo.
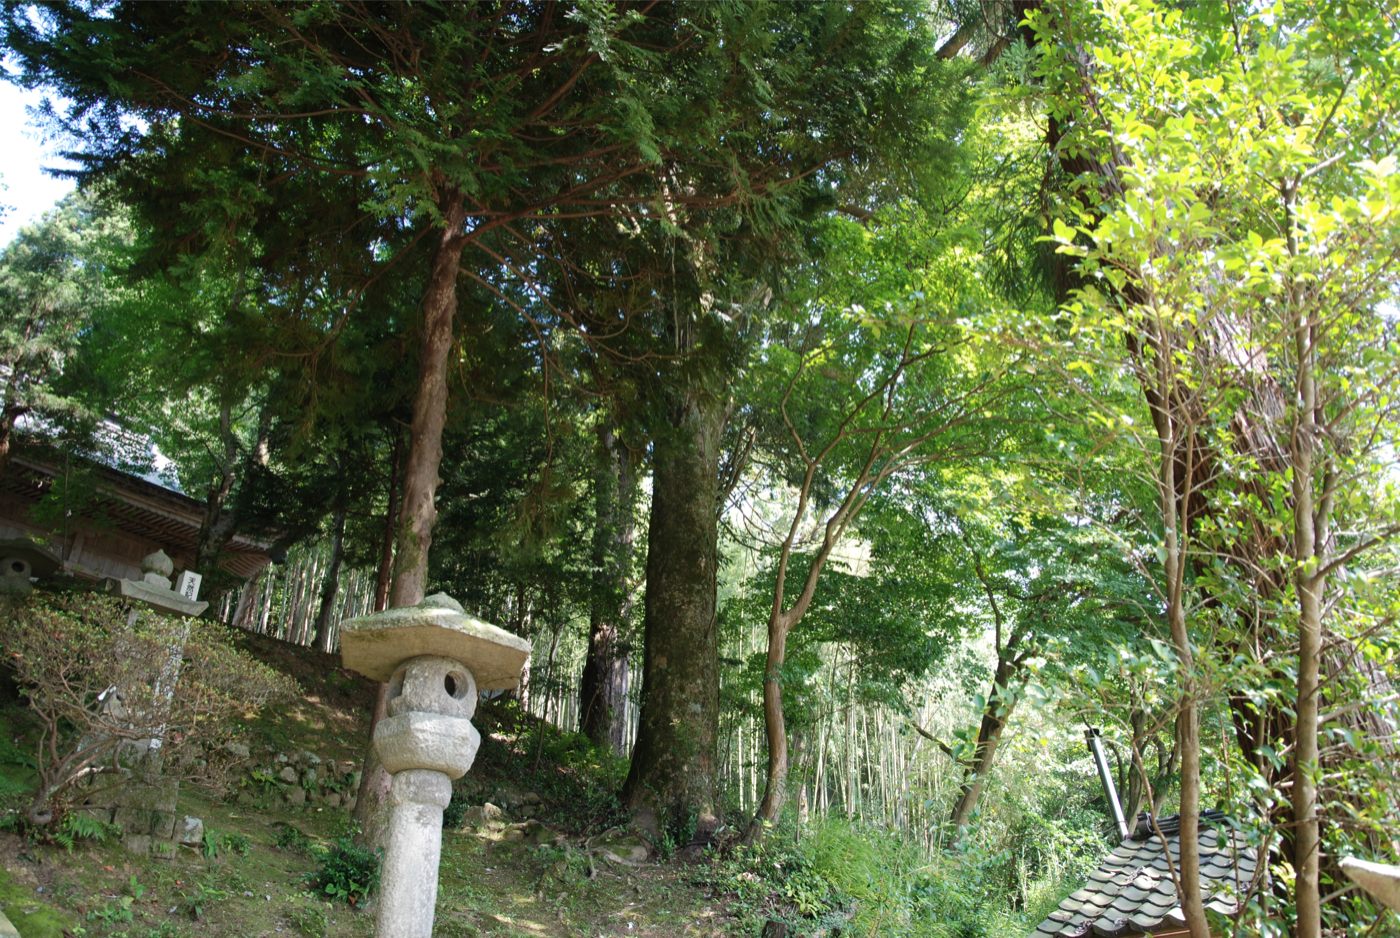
[0,537,60,595]
[340,593,530,938]
[109,549,208,617]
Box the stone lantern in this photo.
[340,593,530,938]
[0,537,61,595]
[109,549,208,617]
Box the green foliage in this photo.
[1033,1,1400,932]
[87,877,145,928]
[472,707,630,835]
[441,795,469,831]
[51,812,121,853]
[0,189,132,440]
[201,827,250,861]
[703,833,848,934]
[273,823,314,854]
[176,874,230,922]
[305,835,380,907]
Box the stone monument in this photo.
[107,549,208,617]
[340,593,530,938]
[99,548,206,855]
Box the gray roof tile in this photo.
[1028,813,1259,937]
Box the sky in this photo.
[0,75,77,248]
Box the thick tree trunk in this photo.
[389,201,466,608]
[356,201,466,846]
[227,569,263,631]
[312,503,347,653]
[195,399,272,607]
[579,423,637,754]
[0,407,23,480]
[622,390,723,844]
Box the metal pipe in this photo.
[1085,727,1132,841]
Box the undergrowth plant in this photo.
[702,831,848,935]
[53,811,121,852]
[305,834,380,906]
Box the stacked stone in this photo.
[238,747,362,810]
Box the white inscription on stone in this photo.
[175,570,202,602]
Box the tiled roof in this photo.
[1030,811,1258,937]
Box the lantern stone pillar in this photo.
[340,594,530,938]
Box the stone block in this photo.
[177,816,204,846]
[122,833,152,856]
[113,806,154,834]
[1342,857,1400,913]
[151,840,177,861]
[595,830,649,865]
[151,811,178,840]
[0,906,20,938]
[278,766,299,784]
[107,577,207,616]
[373,711,479,778]
[286,786,307,807]
[324,792,343,809]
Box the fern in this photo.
[56,811,120,852]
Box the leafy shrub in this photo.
[274,822,314,854]
[703,833,848,934]
[0,590,295,826]
[306,835,380,906]
[805,820,925,936]
[88,876,146,927]
[202,827,251,860]
[471,700,628,835]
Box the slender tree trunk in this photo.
[312,503,348,653]
[1290,273,1322,938]
[356,199,467,845]
[747,616,790,840]
[1166,526,1208,938]
[579,423,637,754]
[950,697,1013,831]
[622,390,723,844]
[373,430,402,612]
